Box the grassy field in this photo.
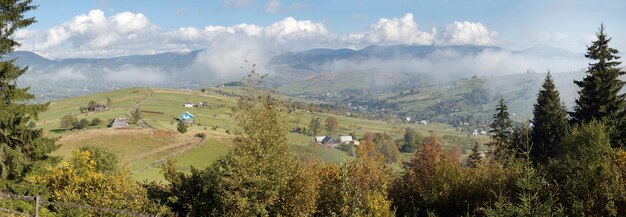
[36,87,486,182]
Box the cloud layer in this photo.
[20,10,499,59]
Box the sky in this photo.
[14,0,626,59]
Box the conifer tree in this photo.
[570,24,625,148]
[0,0,58,180]
[467,142,483,167]
[489,96,513,160]
[530,72,569,164]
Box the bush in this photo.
[177,121,188,134]
[73,118,89,130]
[91,118,101,126]
[60,114,78,130]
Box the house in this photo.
[178,111,194,123]
[339,136,360,145]
[470,129,479,136]
[479,128,488,135]
[94,104,108,111]
[109,118,129,128]
[315,136,335,147]
[183,102,194,108]
[419,120,428,125]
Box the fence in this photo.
[0,192,154,217]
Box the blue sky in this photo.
[17,0,626,58]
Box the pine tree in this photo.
[548,121,622,216]
[0,0,58,180]
[489,96,513,160]
[570,24,625,148]
[467,142,483,167]
[530,72,569,164]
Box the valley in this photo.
[35,87,485,182]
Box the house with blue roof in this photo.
[178,111,194,124]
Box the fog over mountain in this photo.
[5,44,589,100]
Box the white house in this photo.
[183,102,194,108]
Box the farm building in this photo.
[109,118,129,128]
[315,136,336,147]
[178,111,194,123]
[94,104,108,111]
[339,136,360,145]
[199,101,209,107]
[183,102,194,108]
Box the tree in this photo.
[401,127,422,152]
[0,0,58,180]
[570,24,625,148]
[30,150,167,216]
[74,118,89,130]
[317,134,394,216]
[510,123,531,159]
[131,108,141,124]
[176,121,187,133]
[27,121,35,129]
[91,118,101,126]
[531,72,569,164]
[467,142,483,167]
[78,145,119,173]
[489,96,513,160]
[207,95,316,216]
[308,117,321,136]
[548,121,623,216]
[87,100,98,111]
[60,114,77,130]
[324,117,338,136]
[106,97,112,107]
[372,132,401,163]
[390,134,464,216]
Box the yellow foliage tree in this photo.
[28,150,166,216]
[316,133,394,216]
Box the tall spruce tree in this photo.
[570,24,625,148]
[0,0,57,180]
[530,72,569,164]
[489,96,513,159]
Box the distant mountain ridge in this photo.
[5,44,580,71]
[4,49,205,69]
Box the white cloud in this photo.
[439,21,498,45]
[265,0,281,14]
[18,11,505,58]
[347,13,437,45]
[34,9,158,54]
[192,35,270,79]
[263,17,328,43]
